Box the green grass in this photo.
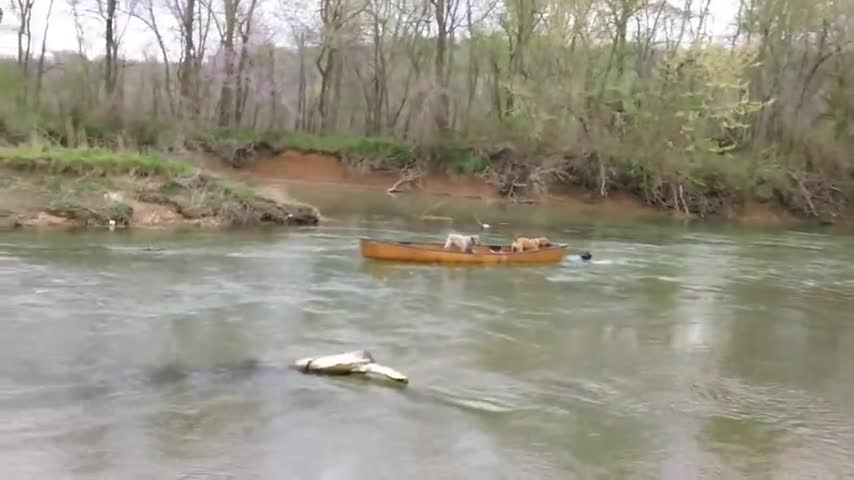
[0,143,271,207]
[452,154,489,174]
[202,127,413,163]
[0,145,196,176]
[213,178,260,203]
[199,127,496,172]
[109,202,134,225]
[45,176,63,192]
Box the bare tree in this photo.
[13,0,35,92]
[34,0,56,103]
[176,0,198,117]
[428,0,459,133]
[102,0,119,94]
[130,0,176,115]
[315,0,367,131]
[234,0,260,125]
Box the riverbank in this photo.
[0,146,320,230]
[189,128,850,228]
[211,147,807,228]
[1,137,848,231]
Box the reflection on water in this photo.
[2,194,854,479]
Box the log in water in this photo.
[292,350,409,383]
[2,211,854,479]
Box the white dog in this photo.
[443,233,480,253]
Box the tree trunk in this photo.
[234,0,259,126]
[104,0,118,95]
[178,0,197,118]
[217,0,239,127]
[431,0,450,133]
[296,31,307,131]
[34,0,55,104]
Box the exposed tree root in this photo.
[386,163,424,193]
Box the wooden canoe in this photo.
[359,237,569,265]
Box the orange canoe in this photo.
[359,237,571,265]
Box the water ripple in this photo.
[1,222,854,479]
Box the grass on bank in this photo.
[201,126,412,157]
[0,144,321,227]
[0,144,269,204]
[0,145,195,177]
[4,126,849,221]
[197,127,488,174]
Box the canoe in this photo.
[359,237,569,265]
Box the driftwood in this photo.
[291,350,408,383]
[387,165,424,194]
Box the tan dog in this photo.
[511,236,552,252]
[534,237,552,247]
[444,233,480,253]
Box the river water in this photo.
[2,188,854,479]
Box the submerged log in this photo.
[351,362,409,382]
[291,350,409,384]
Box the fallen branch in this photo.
[387,164,424,194]
[291,350,408,383]
[789,172,818,217]
[678,184,690,215]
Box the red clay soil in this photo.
[247,150,500,199]
[241,149,819,226]
[250,151,394,187]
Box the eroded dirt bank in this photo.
[226,149,808,227]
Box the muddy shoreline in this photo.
[215,149,828,228]
[0,167,320,231]
[2,145,848,232]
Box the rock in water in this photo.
[292,350,409,384]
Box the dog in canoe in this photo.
[443,233,480,253]
[511,236,552,252]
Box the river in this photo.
[2,188,854,479]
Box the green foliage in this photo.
[452,154,489,174]
[0,66,24,105]
[201,126,493,174]
[196,127,415,169]
[1,0,852,223]
[0,145,196,176]
[109,202,134,225]
[46,199,83,213]
[214,178,259,203]
[343,137,411,165]
[45,176,64,192]
[427,137,488,174]
[158,180,186,195]
[0,66,35,144]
